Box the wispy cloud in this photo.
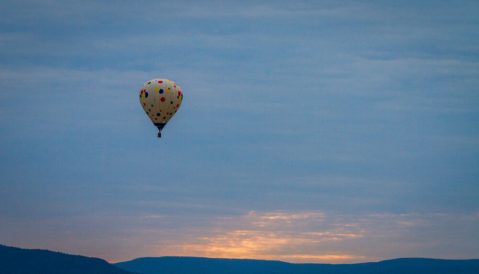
[141,210,365,263]
[3,209,479,263]
[130,210,479,263]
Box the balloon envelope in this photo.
[139,78,183,137]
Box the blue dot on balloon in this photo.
[159,89,164,94]
[145,92,149,98]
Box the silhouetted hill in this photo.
[115,256,479,274]
[0,244,133,274]
[2,243,478,274]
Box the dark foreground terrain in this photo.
[0,244,132,274]
[116,256,479,274]
[2,243,479,274]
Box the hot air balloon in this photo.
[139,78,183,138]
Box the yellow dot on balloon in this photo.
[155,87,160,92]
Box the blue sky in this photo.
[1,0,479,263]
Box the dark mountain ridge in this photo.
[0,244,133,274]
[115,256,479,274]
[2,243,479,274]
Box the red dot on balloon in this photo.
[158,80,163,83]
[160,97,165,102]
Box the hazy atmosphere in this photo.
[1,0,478,263]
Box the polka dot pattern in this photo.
[139,78,183,134]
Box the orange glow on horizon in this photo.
[130,210,368,264]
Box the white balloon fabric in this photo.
[139,78,183,137]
